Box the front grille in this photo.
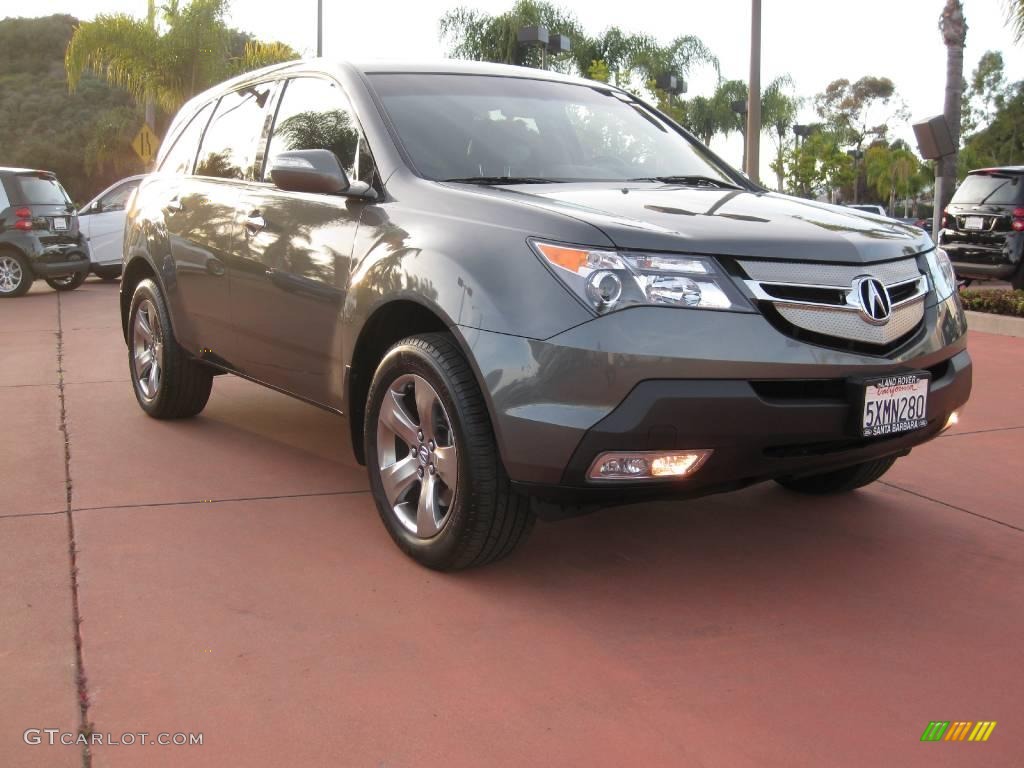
[738,256,928,351]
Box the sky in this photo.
[12,0,1024,181]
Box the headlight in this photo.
[924,247,956,301]
[531,240,750,313]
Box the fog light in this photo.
[942,410,960,432]
[588,450,712,481]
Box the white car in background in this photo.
[78,175,144,280]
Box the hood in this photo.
[466,183,933,264]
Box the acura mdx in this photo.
[121,60,971,569]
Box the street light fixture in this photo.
[517,25,570,70]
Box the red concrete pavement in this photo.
[2,279,1022,767]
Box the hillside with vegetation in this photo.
[0,15,140,203]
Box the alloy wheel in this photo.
[132,299,163,400]
[0,255,23,293]
[376,373,458,538]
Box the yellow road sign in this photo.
[132,123,160,163]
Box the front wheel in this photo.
[365,333,534,570]
[775,456,898,495]
[128,278,213,419]
[45,271,87,291]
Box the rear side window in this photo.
[160,102,215,175]
[196,85,273,180]
[952,173,1023,205]
[0,180,9,211]
[10,174,71,205]
[264,77,374,185]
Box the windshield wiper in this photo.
[441,176,563,185]
[629,175,742,190]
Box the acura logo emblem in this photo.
[853,276,892,324]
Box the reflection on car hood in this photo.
[480,183,933,263]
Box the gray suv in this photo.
[121,60,972,569]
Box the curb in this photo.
[966,310,1024,339]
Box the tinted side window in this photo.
[196,86,272,180]
[159,102,214,175]
[100,180,139,211]
[264,77,374,184]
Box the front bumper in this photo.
[461,293,970,500]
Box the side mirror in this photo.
[268,149,376,199]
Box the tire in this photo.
[45,271,87,291]
[1011,265,1024,292]
[127,278,213,419]
[365,332,534,570]
[94,265,121,281]
[775,456,898,495]
[0,250,33,298]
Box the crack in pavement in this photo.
[880,481,1024,533]
[57,293,92,768]
[939,424,1024,438]
[72,487,372,514]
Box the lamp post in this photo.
[517,25,570,69]
[316,0,323,57]
[746,0,762,184]
[656,74,687,107]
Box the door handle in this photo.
[164,197,183,214]
[244,210,266,235]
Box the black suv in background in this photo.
[0,167,90,297]
[939,166,1024,288]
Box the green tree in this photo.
[782,131,853,201]
[439,0,583,70]
[65,0,298,120]
[866,144,922,215]
[762,75,800,191]
[961,80,1024,170]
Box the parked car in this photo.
[938,166,1024,289]
[78,175,144,280]
[846,203,888,217]
[121,60,972,569]
[0,167,90,297]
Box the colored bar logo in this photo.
[921,721,996,742]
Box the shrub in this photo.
[959,289,1024,317]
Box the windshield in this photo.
[12,174,72,206]
[951,173,1022,206]
[368,73,736,184]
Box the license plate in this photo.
[963,216,985,230]
[52,217,68,231]
[860,373,929,437]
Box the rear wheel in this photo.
[1011,265,1024,291]
[94,265,121,281]
[0,251,33,298]
[365,333,534,570]
[775,456,898,495]
[128,278,213,419]
[45,271,87,291]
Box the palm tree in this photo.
[762,75,800,191]
[1008,0,1024,42]
[866,144,920,214]
[65,0,297,130]
[936,1,967,228]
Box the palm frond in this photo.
[65,14,161,104]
